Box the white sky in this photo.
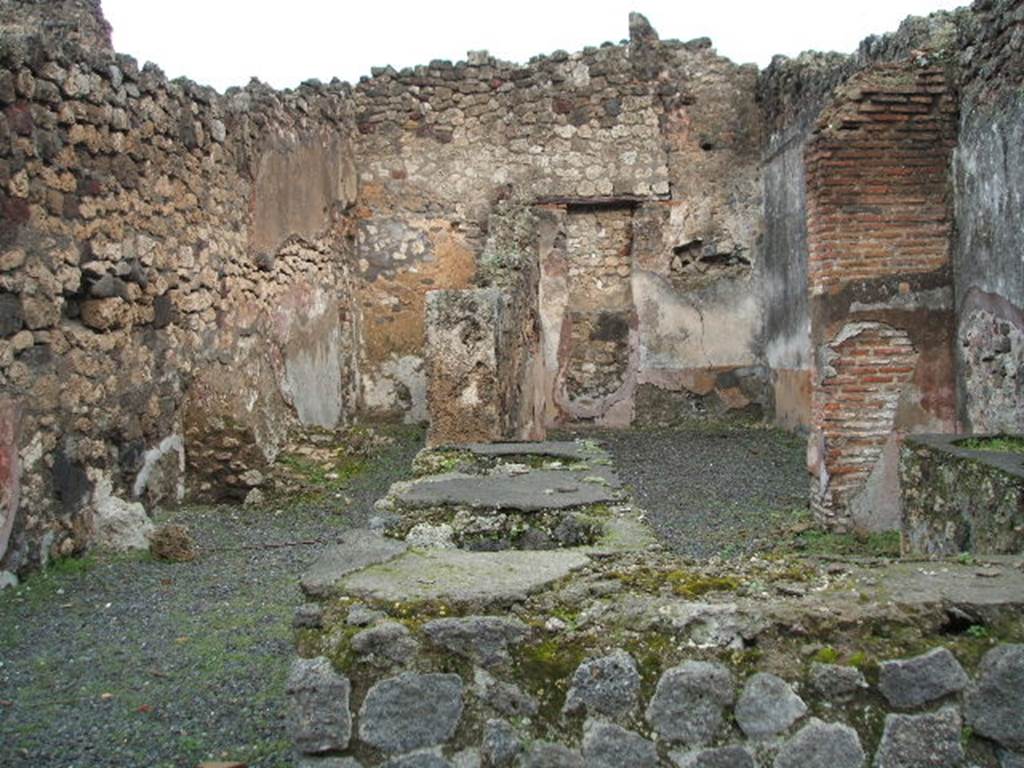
[100,0,965,93]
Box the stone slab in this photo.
[906,434,1024,478]
[454,441,591,461]
[873,561,1024,608]
[337,548,590,605]
[394,470,617,512]
[301,530,409,598]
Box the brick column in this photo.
[805,63,958,530]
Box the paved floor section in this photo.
[393,469,619,512]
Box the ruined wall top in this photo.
[757,7,970,140]
[0,0,112,53]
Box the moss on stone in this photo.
[511,638,589,726]
[955,435,1024,454]
[610,566,744,598]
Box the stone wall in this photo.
[290,440,1024,767]
[953,0,1024,434]
[901,434,1024,556]
[425,196,544,446]
[5,0,1024,566]
[352,14,766,428]
[0,7,359,568]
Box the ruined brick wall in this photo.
[352,16,766,428]
[805,63,958,530]
[953,0,1024,434]
[0,17,359,569]
[757,10,967,432]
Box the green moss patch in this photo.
[955,435,1024,454]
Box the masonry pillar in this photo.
[805,62,958,531]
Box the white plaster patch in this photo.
[284,324,345,428]
[362,355,427,423]
[459,379,481,407]
[132,434,184,499]
[89,469,154,551]
[633,270,759,370]
[20,431,45,468]
[764,320,812,370]
[850,287,953,314]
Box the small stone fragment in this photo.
[645,660,734,746]
[293,603,324,629]
[358,672,463,754]
[518,741,584,768]
[244,488,265,507]
[563,649,641,719]
[346,604,386,626]
[878,647,968,709]
[809,663,868,701]
[93,493,154,551]
[875,707,965,768]
[965,644,1024,752]
[481,719,522,768]
[582,719,659,768]
[351,621,419,666]
[148,523,196,562]
[423,616,529,667]
[406,522,456,549]
[286,657,352,754]
[735,672,807,737]
[671,746,755,768]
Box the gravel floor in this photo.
[595,425,809,559]
[0,428,423,768]
[0,423,806,765]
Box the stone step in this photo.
[377,440,625,551]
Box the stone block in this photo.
[966,644,1024,752]
[734,672,807,737]
[645,661,734,746]
[563,649,641,720]
[286,657,352,754]
[671,746,756,768]
[878,647,968,709]
[422,616,529,667]
[582,720,658,768]
[875,708,965,768]
[358,673,464,754]
[773,719,864,768]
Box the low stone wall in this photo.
[901,434,1024,556]
[289,635,1024,768]
[289,440,1024,767]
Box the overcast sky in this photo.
[100,0,965,93]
